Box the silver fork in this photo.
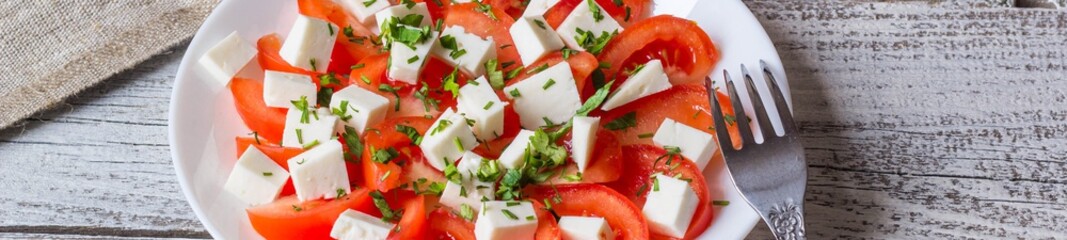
[705,61,807,240]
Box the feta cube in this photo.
[374,3,433,29]
[456,77,509,140]
[510,15,565,65]
[503,62,582,129]
[263,70,317,108]
[570,116,599,172]
[432,26,497,76]
[559,216,616,240]
[336,0,392,25]
[330,209,395,240]
[279,15,338,73]
[643,174,699,238]
[386,30,438,84]
[652,118,717,170]
[198,31,256,85]
[475,201,539,240]
[440,180,496,214]
[419,109,479,171]
[497,130,535,169]
[555,0,622,52]
[282,107,340,148]
[456,151,489,180]
[522,0,562,17]
[223,146,290,206]
[601,59,671,110]
[330,85,390,134]
[287,140,351,201]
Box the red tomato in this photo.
[362,117,437,192]
[389,195,429,239]
[247,188,372,240]
[543,0,650,28]
[599,84,740,148]
[256,34,316,77]
[427,208,476,240]
[298,0,381,72]
[235,137,303,196]
[605,144,714,239]
[598,15,718,86]
[349,54,465,119]
[541,129,622,184]
[531,200,562,240]
[444,3,522,71]
[525,184,649,240]
[229,78,287,143]
[505,51,599,99]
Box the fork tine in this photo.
[705,75,736,151]
[725,70,755,146]
[741,64,777,140]
[759,60,797,135]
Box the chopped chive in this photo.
[500,209,519,220]
[653,176,661,192]
[407,55,420,63]
[542,78,556,90]
[526,215,535,221]
[509,89,522,97]
[302,139,320,149]
[295,128,305,144]
[713,200,731,206]
[262,172,273,176]
[351,63,365,69]
[526,64,549,75]
[453,137,464,151]
[363,0,377,7]
[483,101,495,110]
[638,133,654,138]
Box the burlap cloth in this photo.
[0,0,219,130]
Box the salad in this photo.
[197,0,743,239]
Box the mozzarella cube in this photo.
[510,16,565,65]
[457,151,489,180]
[386,30,438,84]
[279,15,338,73]
[652,118,717,170]
[287,141,350,201]
[419,109,479,171]
[522,0,562,17]
[503,62,582,129]
[432,26,497,76]
[559,216,616,240]
[330,86,390,134]
[570,116,599,172]
[336,0,392,25]
[223,146,290,206]
[330,209,395,240]
[263,70,317,108]
[282,107,340,148]
[440,180,496,214]
[601,59,671,110]
[475,201,539,240]
[374,3,433,29]
[198,31,256,85]
[555,0,622,51]
[497,130,535,169]
[456,77,508,140]
[642,174,699,238]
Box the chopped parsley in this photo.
[653,176,661,192]
[476,159,502,182]
[360,74,371,84]
[563,172,583,182]
[574,28,616,55]
[505,66,524,80]
[442,68,461,97]
[459,204,475,221]
[370,190,401,222]
[395,124,423,145]
[431,119,452,135]
[336,188,348,198]
[380,14,432,51]
[587,0,605,22]
[414,82,441,112]
[561,48,578,59]
[443,158,461,183]
[485,59,505,89]
[473,0,498,20]
[341,126,364,163]
[331,100,354,121]
[371,147,399,163]
[637,132,654,138]
[316,87,334,107]
[309,58,318,72]
[604,111,637,131]
[363,0,377,7]
[327,23,335,35]
[439,35,468,59]
[291,96,311,124]
[724,114,737,125]
[378,83,402,111]
[713,200,731,206]
[509,88,522,97]
[533,19,548,29]
[657,145,682,165]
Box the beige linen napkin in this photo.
[0,0,219,129]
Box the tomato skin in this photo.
[599,84,740,148]
[543,0,649,29]
[229,78,287,143]
[362,117,438,192]
[389,195,429,239]
[428,208,476,240]
[298,0,381,72]
[541,129,622,184]
[531,200,562,240]
[525,184,649,240]
[235,137,303,196]
[247,188,372,240]
[257,34,316,77]
[605,144,713,240]
[444,3,522,70]
[505,51,599,99]
[598,15,718,86]
[349,54,464,119]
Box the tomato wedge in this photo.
[531,200,562,240]
[444,3,522,71]
[598,15,717,86]
[599,84,740,148]
[229,78,287,143]
[525,184,649,240]
[235,136,303,196]
[505,51,599,99]
[257,34,316,77]
[362,117,439,192]
[247,188,371,240]
[542,129,622,184]
[349,54,465,119]
[389,195,429,239]
[543,0,650,28]
[604,144,714,239]
[428,208,476,240]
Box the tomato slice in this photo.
[229,78,287,143]
[362,117,438,192]
[540,129,622,184]
[298,0,381,72]
[257,34,316,77]
[598,15,718,86]
[598,84,740,148]
[235,136,303,196]
[505,51,599,99]
[349,54,465,119]
[525,184,649,240]
[531,199,562,240]
[543,0,650,28]
[389,195,429,239]
[444,3,522,70]
[428,208,476,240]
[605,144,714,239]
[247,188,372,240]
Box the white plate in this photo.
[169,0,787,239]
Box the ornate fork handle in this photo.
[765,198,807,240]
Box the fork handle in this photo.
[762,198,807,240]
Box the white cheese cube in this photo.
[440,180,496,214]
[263,70,317,108]
[374,3,433,29]
[330,85,390,134]
[601,59,671,110]
[555,0,622,51]
[198,31,257,85]
[497,130,535,169]
[651,118,717,170]
[456,77,509,140]
[330,209,395,240]
[475,201,539,240]
[510,15,565,65]
[457,151,488,180]
[643,174,698,238]
[559,216,616,240]
[223,146,290,206]
[386,30,438,84]
[336,0,392,25]
[432,26,497,76]
[570,116,599,172]
[503,62,582,129]
[279,15,338,73]
[419,109,479,171]
[287,141,351,201]
[282,107,340,148]
[522,0,562,17]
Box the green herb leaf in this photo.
[341,126,364,163]
[501,209,519,220]
[370,191,401,222]
[363,0,378,7]
[604,111,637,131]
[372,147,399,163]
[459,204,475,221]
[485,59,505,90]
[542,78,556,90]
[443,68,461,97]
[575,80,614,116]
[587,0,604,22]
[395,124,423,145]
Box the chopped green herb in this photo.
[380,170,392,182]
[653,176,661,192]
[459,204,475,221]
[327,23,335,35]
[363,0,377,7]
[587,0,605,22]
[635,182,649,197]
[713,200,731,206]
[351,63,366,70]
[526,215,536,221]
[443,158,461,183]
[248,131,261,145]
[473,0,498,20]
[501,209,519,220]
[396,125,423,145]
[343,26,355,38]
[331,100,353,121]
[342,126,364,163]
[637,132,654,138]
[485,59,505,89]
[262,172,273,176]
[500,44,513,49]
[612,0,623,6]
[302,139,320,149]
[378,83,402,111]
[563,172,583,182]
[542,78,557,90]
[624,63,646,76]
[372,147,399,163]
[453,137,465,152]
[506,201,521,207]
[509,88,522,97]
[505,66,524,80]
[476,159,502,182]
[604,111,637,131]
[401,0,416,8]
[336,188,348,198]
[501,61,516,69]
[370,191,400,221]
[309,58,318,72]
[574,28,616,55]
[724,114,737,125]
[561,48,577,59]
[483,101,495,110]
[380,14,432,50]
[291,96,311,124]
[533,19,548,29]
[431,119,452,136]
[414,82,441,112]
[295,128,305,144]
[360,74,371,84]
[526,63,549,75]
[442,68,461,97]
[292,205,303,211]
[625,6,632,21]
[407,55,420,63]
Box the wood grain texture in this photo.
[0,0,1065,239]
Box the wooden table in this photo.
[2,0,1064,239]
